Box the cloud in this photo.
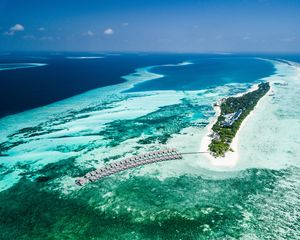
[104,28,114,35]
[87,30,94,36]
[83,30,94,37]
[38,27,45,31]
[11,24,24,32]
[242,36,251,40]
[4,23,25,35]
[122,22,129,26]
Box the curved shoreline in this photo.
[122,61,194,92]
[200,83,271,167]
[0,63,47,71]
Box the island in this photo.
[208,82,270,157]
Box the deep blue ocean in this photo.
[127,57,275,92]
[0,52,299,118]
[1,53,300,240]
[0,53,189,117]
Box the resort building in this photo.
[222,109,243,126]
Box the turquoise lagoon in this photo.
[0,54,299,239]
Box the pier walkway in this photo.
[76,148,206,186]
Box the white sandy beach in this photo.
[200,83,270,168]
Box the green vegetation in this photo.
[209,82,270,157]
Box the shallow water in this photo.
[0,55,299,239]
[0,63,47,71]
[237,61,300,170]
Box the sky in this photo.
[0,0,300,53]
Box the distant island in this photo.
[208,82,270,157]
